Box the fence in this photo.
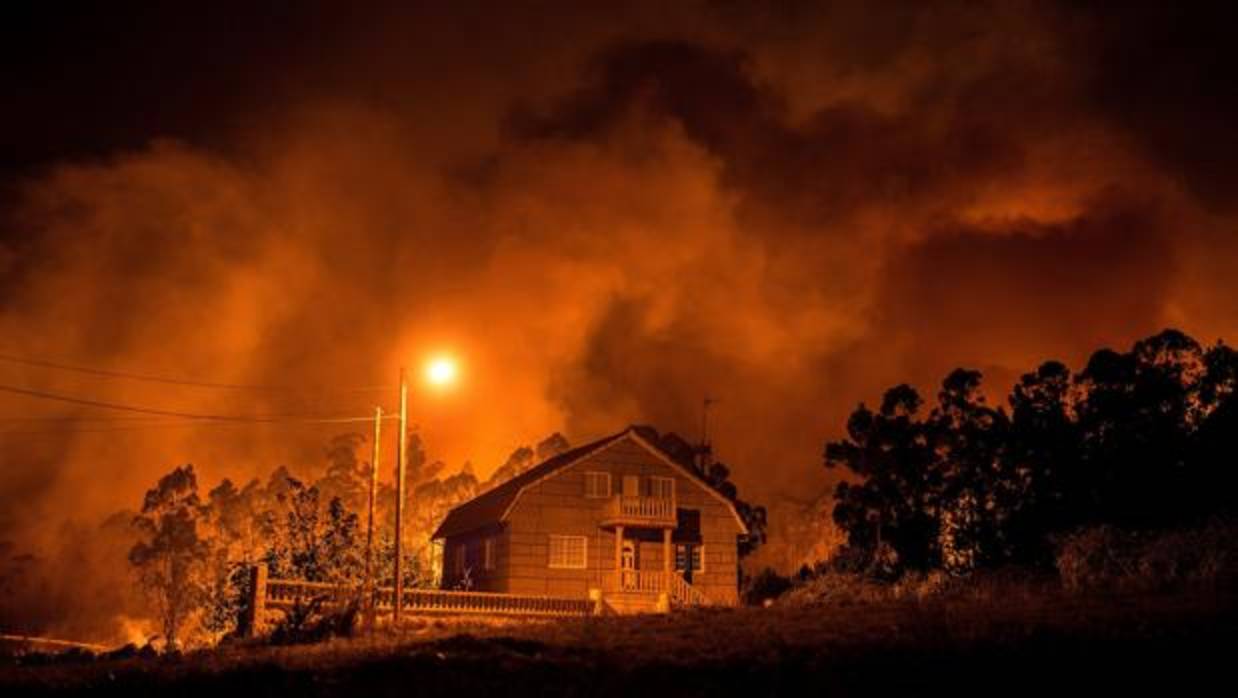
[248,564,595,632]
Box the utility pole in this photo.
[364,405,381,632]
[392,367,409,626]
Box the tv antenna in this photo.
[698,396,717,471]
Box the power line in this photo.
[0,382,392,423]
[0,352,393,393]
[0,416,397,437]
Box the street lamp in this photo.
[391,354,460,627]
[424,355,459,388]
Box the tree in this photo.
[704,461,768,557]
[318,433,368,512]
[1075,330,1203,528]
[827,384,939,572]
[536,432,571,461]
[1007,360,1082,563]
[1190,340,1238,516]
[929,369,1015,572]
[129,465,210,648]
[825,328,1238,578]
[321,496,363,584]
[260,474,365,584]
[486,446,536,488]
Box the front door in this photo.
[621,540,637,589]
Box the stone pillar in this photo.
[241,563,268,637]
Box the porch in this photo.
[603,516,710,611]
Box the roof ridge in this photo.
[431,428,631,540]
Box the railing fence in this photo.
[251,566,595,628]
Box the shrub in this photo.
[268,595,360,645]
[778,569,897,606]
[1055,519,1237,592]
[742,567,793,606]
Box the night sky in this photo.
[2,0,1237,568]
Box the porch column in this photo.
[662,528,672,591]
[614,525,624,577]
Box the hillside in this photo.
[3,589,1232,697]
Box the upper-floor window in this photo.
[650,476,675,500]
[584,471,612,498]
[548,534,588,569]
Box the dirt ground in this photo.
[2,589,1234,697]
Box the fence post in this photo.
[241,563,268,637]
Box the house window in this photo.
[650,476,674,500]
[548,535,588,569]
[584,471,612,498]
[675,544,704,573]
[453,543,466,575]
[483,538,495,570]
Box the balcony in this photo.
[600,495,676,528]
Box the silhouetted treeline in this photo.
[115,432,575,646]
[826,329,1238,574]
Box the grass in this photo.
[2,588,1234,697]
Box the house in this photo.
[431,427,748,613]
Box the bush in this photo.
[268,595,360,645]
[777,569,897,606]
[1055,519,1237,592]
[742,568,793,605]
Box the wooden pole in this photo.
[393,367,409,626]
[364,405,381,632]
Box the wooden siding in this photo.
[441,525,510,593]
[501,437,743,604]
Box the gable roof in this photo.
[431,427,748,539]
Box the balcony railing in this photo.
[602,495,676,526]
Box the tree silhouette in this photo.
[129,465,210,648]
[826,328,1238,576]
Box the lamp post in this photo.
[364,405,381,632]
[389,354,458,628]
[392,367,408,625]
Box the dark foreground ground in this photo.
[2,589,1234,697]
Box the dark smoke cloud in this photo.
[1,0,1237,638]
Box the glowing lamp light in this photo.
[424,355,459,388]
